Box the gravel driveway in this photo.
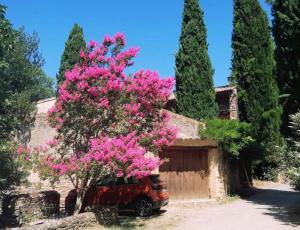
[87,183,300,230]
[172,183,300,230]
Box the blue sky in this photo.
[1,0,272,87]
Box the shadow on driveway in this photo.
[239,185,300,228]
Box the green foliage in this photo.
[288,170,300,190]
[56,24,86,87]
[0,141,28,197]
[200,119,254,157]
[270,0,300,137]
[1,5,54,140]
[175,0,218,120]
[30,71,55,101]
[17,28,55,101]
[0,4,53,194]
[283,112,300,190]
[261,165,281,181]
[231,0,282,161]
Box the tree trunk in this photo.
[74,190,85,214]
[73,175,91,214]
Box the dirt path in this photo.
[172,183,300,230]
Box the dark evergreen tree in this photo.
[175,0,218,120]
[56,24,85,87]
[271,0,300,137]
[231,0,282,156]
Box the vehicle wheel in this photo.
[135,198,153,217]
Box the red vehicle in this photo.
[65,174,169,217]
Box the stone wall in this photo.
[229,87,238,120]
[215,86,239,120]
[1,190,60,227]
[15,207,118,230]
[25,102,74,205]
[207,146,242,198]
[16,212,97,230]
[29,98,56,147]
[208,146,226,199]
[20,176,73,208]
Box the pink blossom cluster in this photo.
[15,144,33,162]
[16,144,32,155]
[43,33,177,180]
[126,70,175,107]
[84,132,161,178]
[44,155,80,176]
[46,139,59,147]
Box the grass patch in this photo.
[220,194,240,204]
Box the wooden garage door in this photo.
[159,148,209,199]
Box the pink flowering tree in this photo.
[22,33,176,213]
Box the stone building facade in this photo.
[23,98,229,202]
[215,85,238,120]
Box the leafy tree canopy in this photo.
[200,119,254,157]
[0,4,54,195]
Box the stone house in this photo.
[163,86,241,197]
[215,85,238,120]
[25,97,230,202]
[163,111,227,199]
[165,85,239,120]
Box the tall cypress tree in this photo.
[56,24,85,87]
[271,0,300,137]
[231,0,281,149]
[175,0,218,120]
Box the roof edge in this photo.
[36,97,56,104]
[169,139,218,148]
[164,109,201,126]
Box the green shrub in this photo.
[283,112,300,190]
[0,141,28,197]
[287,167,300,190]
[261,166,280,182]
[200,119,254,158]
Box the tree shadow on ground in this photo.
[105,209,166,229]
[238,187,300,228]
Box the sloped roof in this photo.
[168,85,237,100]
[36,97,56,114]
[166,110,201,139]
[35,98,202,140]
[215,85,236,93]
